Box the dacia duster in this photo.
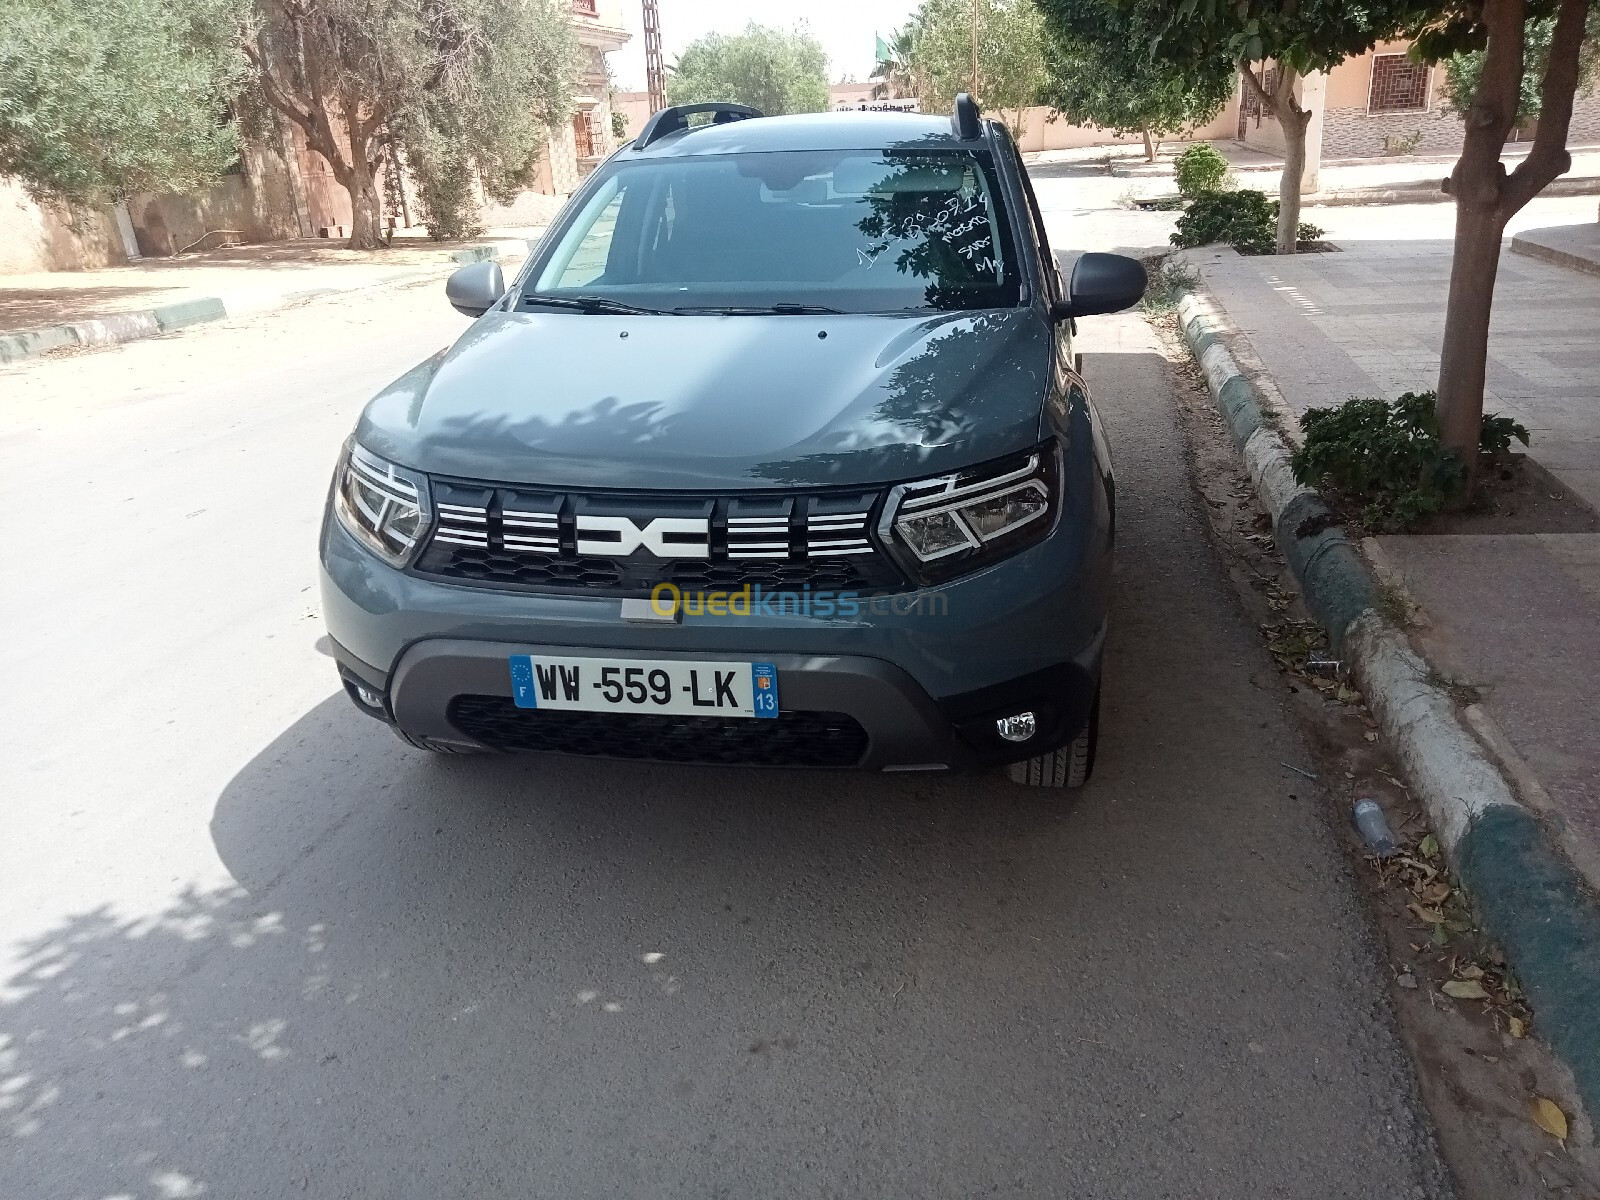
[320,96,1146,787]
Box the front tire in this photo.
[1008,686,1099,788]
[391,727,486,755]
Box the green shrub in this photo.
[1171,191,1328,253]
[1172,189,1276,253]
[1174,142,1229,198]
[1291,391,1530,530]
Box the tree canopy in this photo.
[1440,10,1600,121]
[667,23,829,116]
[1036,0,1235,159]
[0,0,246,206]
[244,0,576,248]
[912,0,1047,137]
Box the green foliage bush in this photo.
[1171,189,1276,253]
[1291,391,1530,530]
[1174,143,1228,198]
[0,0,245,205]
[1170,190,1326,253]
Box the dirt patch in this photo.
[1151,311,1600,1200]
[1415,455,1600,535]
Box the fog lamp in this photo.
[995,712,1037,742]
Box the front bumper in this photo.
[332,633,1101,770]
[320,500,1110,770]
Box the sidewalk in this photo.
[1177,198,1600,892]
[1026,140,1600,203]
[0,228,545,363]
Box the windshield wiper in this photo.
[671,303,845,316]
[520,294,669,315]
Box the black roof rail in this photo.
[634,102,764,150]
[951,92,982,140]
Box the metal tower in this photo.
[643,0,666,113]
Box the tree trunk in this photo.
[1436,203,1508,469]
[344,161,384,250]
[1142,129,1155,162]
[1433,0,1584,489]
[1275,111,1307,253]
[1268,64,1310,255]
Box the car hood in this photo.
[356,307,1050,490]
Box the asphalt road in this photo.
[3,221,1448,1197]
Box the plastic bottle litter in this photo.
[1352,798,1399,858]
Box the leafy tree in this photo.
[912,0,1048,139]
[242,0,576,249]
[1440,10,1600,122]
[667,23,829,116]
[1408,0,1595,483]
[0,0,245,206]
[1036,0,1234,161]
[1064,0,1429,254]
[871,24,923,100]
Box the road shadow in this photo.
[0,285,180,333]
[1,346,1436,1198]
[1,694,1087,1198]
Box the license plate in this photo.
[509,655,779,719]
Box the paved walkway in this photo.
[1185,196,1600,888]
[1186,195,1600,509]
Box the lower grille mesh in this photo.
[448,695,868,767]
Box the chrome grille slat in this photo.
[414,483,903,593]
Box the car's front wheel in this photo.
[392,727,486,755]
[1008,686,1099,788]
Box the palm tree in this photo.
[871,23,921,100]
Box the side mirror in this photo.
[445,260,506,318]
[1051,252,1148,320]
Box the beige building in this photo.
[538,0,632,196]
[1238,40,1600,166]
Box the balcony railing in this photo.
[571,0,598,16]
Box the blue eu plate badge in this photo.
[751,662,778,719]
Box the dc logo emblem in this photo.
[574,514,709,558]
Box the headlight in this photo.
[332,443,432,566]
[880,446,1059,583]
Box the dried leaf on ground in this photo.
[1442,979,1490,1000]
[1530,1096,1568,1141]
[1509,1016,1527,1038]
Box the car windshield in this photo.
[521,148,1020,315]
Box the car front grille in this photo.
[448,695,870,767]
[410,481,905,594]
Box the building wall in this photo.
[1017,99,1240,154]
[616,90,653,141]
[0,179,126,273]
[1317,43,1461,158]
[128,131,305,256]
[527,1,631,199]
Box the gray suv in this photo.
[319,96,1145,787]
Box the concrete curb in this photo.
[1509,230,1600,276]
[0,236,541,367]
[1176,286,1600,1121]
[1127,175,1600,210]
